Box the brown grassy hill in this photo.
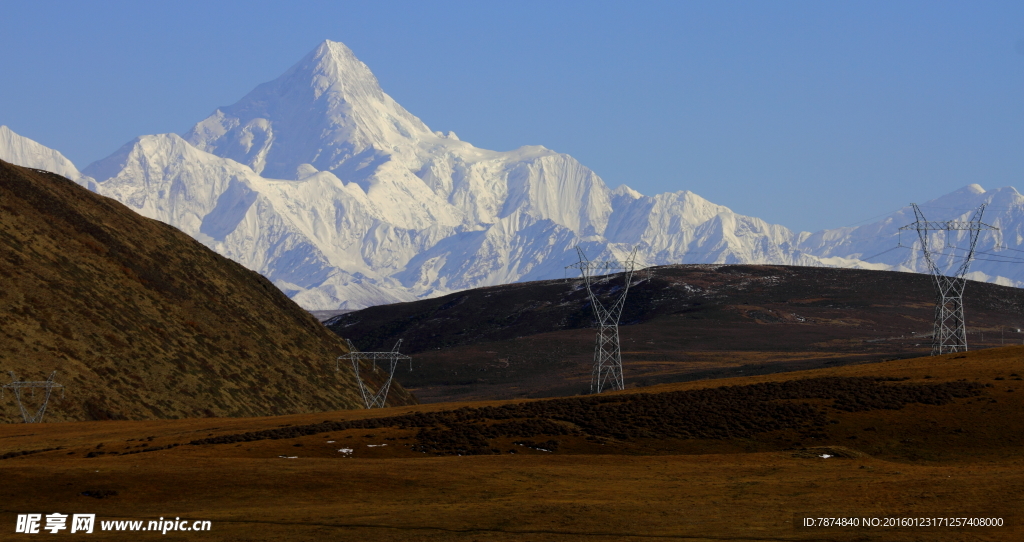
[0,159,415,422]
[328,264,1024,402]
[1,347,1020,541]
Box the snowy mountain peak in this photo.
[925,183,986,203]
[0,126,95,188]
[612,184,643,199]
[310,40,385,96]
[183,40,436,180]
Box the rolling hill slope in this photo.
[0,159,415,423]
[327,264,1024,402]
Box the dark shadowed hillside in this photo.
[0,159,415,422]
[327,264,1024,402]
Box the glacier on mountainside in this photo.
[3,41,1023,310]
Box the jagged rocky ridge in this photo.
[3,41,1023,310]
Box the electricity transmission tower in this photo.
[336,339,410,408]
[2,371,64,423]
[899,203,997,355]
[566,246,640,394]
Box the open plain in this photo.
[2,346,1022,541]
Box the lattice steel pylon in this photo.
[336,340,410,408]
[899,203,997,355]
[566,246,639,393]
[1,371,64,423]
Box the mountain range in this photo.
[3,40,1022,310]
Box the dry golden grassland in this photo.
[2,347,1022,541]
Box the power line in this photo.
[922,246,1024,265]
[566,246,640,394]
[987,245,1024,255]
[838,205,911,228]
[859,246,909,261]
[1,371,64,423]
[336,340,410,409]
[899,203,996,355]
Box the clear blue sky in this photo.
[2,1,1022,233]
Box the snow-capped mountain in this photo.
[796,184,1024,287]
[0,126,96,190]
[3,40,1021,309]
